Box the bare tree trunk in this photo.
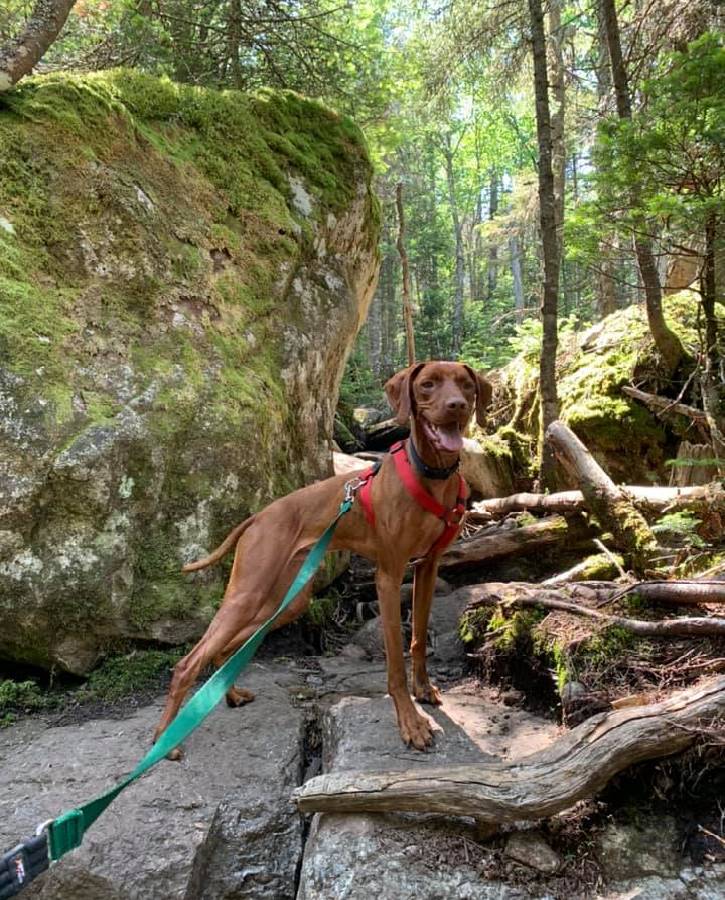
[487,170,499,299]
[599,0,684,373]
[700,212,725,459]
[295,678,725,821]
[528,0,560,490]
[444,133,466,357]
[595,1,619,320]
[510,233,525,319]
[548,0,566,262]
[0,0,78,90]
[396,183,416,367]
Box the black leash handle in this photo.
[0,832,49,898]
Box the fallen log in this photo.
[294,677,725,820]
[440,514,595,571]
[616,580,725,606]
[471,482,725,521]
[546,421,659,573]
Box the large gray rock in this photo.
[0,72,379,674]
[0,668,303,899]
[297,693,546,900]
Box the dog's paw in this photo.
[399,708,435,751]
[414,680,443,707]
[225,686,255,708]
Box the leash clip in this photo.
[343,475,366,504]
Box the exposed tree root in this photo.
[294,677,725,821]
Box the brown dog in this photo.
[153,361,491,753]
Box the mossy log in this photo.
[461,582,725,638]
[294,677,725,820]
[471,482,725,521]
[546,421,659,573]
[439,514,595,572]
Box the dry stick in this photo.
[396,183,416,367]
[294,677,725,818]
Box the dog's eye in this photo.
[420,380,435,389]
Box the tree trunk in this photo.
[295,677,725,821]
[599,0,684,373]
[547,0,566,263]
[396,183,416,367]
[528,0,560,490]
[0,0,78,90]
[546,420,659,573]
[510,232,525,319]
[487,170,499,299]
[700,212,725,459]
[443,133,466,357]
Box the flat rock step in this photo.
[0,667,303,900]
[297,690,557,900]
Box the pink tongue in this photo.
[437,424,463,452]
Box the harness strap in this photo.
[358,440,467,558]
[358,471,376,528]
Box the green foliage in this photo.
[78,648,185,702]
[0,679,50,725]
[652,511,707,549]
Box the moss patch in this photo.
[0,69,378,674]
[492,292,725,483]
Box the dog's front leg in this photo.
[376,561,434,750]
[411,557,442,706]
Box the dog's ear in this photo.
[384,363,425,426]
[463,365,493,427]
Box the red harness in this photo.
[356,441,467,558]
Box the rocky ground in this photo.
[1,586,723,900]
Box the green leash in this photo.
[41,495,353,863]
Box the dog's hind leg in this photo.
[214,551,314,708]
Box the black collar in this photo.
[406,438,460,480]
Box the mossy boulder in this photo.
[493,292,722,483]
[0,71,379,673]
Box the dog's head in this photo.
[384,361,493,454]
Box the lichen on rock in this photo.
[0,70,380,673]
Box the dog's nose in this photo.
[445,397,467,413]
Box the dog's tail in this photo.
[182,515,257,572]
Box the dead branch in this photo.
[294,677,725,820]
[470,483,725,521]
[622,385,709,426]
